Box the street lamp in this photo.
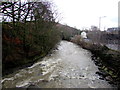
[99,16,106,30]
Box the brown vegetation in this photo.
[70,35,120,87]
[1,1,61,76]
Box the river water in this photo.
[2,41,112,88]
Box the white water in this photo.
[2,41,112,88]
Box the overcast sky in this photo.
[52,0,119,30]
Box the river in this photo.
[2,41,112,88]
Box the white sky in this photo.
[52,0,120,30]
[3,0,119,30]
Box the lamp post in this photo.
[99,16,106,30]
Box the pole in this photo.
[99,16,106,30]
[99,17,101,30]
[118,28,120,51]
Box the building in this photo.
[107,27,120,34]
[91,26,99,31]
[81,31,87,39]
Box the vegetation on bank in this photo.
[2,22,61,75]
[1,1,61,75]
[2,2,119,88]
[71,35,120,87]
[56,24,81,40]
[1,1,82,76]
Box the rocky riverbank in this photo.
[70,35,120,88]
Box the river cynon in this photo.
[2,41,112,88]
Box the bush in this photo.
[2,1,61,75]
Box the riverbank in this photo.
[2,19,61,76]
[2,41,61,77]
[2,41,112,88]
[70,35,120,87]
